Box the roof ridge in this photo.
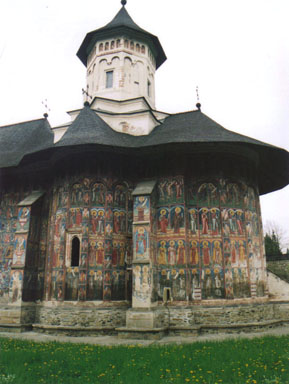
[0,117,46,129]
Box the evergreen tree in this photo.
[264,231,282,257]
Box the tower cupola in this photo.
[77,1,166,108]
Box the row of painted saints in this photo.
[157,266,264,300]
[57,182,132,209]
[157,239,248,267]
[157,207,259,237]
[53,206,259,239]
[54,208,132,238]
[55,178,258,210]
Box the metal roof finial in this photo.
[196,86,201,111]
[121,0,127,6]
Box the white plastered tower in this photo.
[86,37,156,108]
[53,1,168,141]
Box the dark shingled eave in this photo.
[54,106,289,195]
[0,118,54,168]
[55,104,136,148]
[56,105,278,149]
[77,5,166,69]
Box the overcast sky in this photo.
[0,0,288,247]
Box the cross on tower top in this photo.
[196,86,201,111]
[82,86,92,103]
[121,0,127,6]
[41,99,50,116]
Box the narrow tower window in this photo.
[105,42,109,50]
[71,237,80,267]
[106,71,113,88]
[99,43,103,52]
[116,39,121,48]
[147,80,151,97]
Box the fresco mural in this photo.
[16,207,30,232]
[133,264,151,304]
[0,175,267,305]
[134,227,149,260]
[10,270,23,303]
[153,177,265,302]
[12,234,27,266]
[134,196,150,222]
[0,192,20,302]
[158,177,184,205]
[44,177,134,302]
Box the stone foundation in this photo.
[1,299,289,337]
[163,300,289,328]
[35,301,129,329]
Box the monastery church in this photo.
[0,0,289,338]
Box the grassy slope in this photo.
[267,261,289,284]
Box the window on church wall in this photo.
[130,41,134,50]
[124,39,129,48]
[99,43,104,52]
[71,237,80,267]
[106,70,113,88]
[116,39,121,48]
[105,42,109,50]
[111,41,115,49]
[136,43,140,53]
[141,45,145,54]
[147,80,151,97]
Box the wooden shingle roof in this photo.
[1,106,288,195]
[0,118,53,168]
[77,5,166,69]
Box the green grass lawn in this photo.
[0,336,289,384]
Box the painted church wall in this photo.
[155,176,267,302]
[45,176,134,303]
[22,197,49,302]
[0,172,267,305]
[0,192,23,303]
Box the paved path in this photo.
[1,325,289,346]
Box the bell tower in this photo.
[77,1,166,109]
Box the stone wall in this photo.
[35,301,128,330]
[157,300,289,333]
[2,299,289,336]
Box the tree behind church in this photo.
[265,231,282,258]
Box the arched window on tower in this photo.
[116,39,121,48]
[141,45,146,54]
[99,43,104,52]
[111,40,115,49]
[105,42,109,50]
[71,237,80,267]
[136,43,140,53]
[130,41,134,50]
[124,39,129,48]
